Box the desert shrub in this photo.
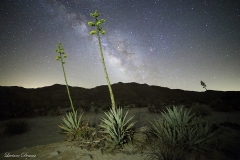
[183,99,194,108]
[146,141,187,160]
[81,105,91,112]
[48,106,61,116]
[4,120,29,135]
[210,98,232,112]
[190,104,211,117]
[219,121,240,131]
[67,121,96,141]
[149,106,222,159]
[101,104,111,111]
[148,104,165,113]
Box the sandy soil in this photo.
[0,107,240,160]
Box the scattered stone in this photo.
[50,151,60,156]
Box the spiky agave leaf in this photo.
[161,106,194,126]
[149,106,222,154]
[59,111,84,134]
[100,107,136,146]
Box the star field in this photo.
[0,0,239,91]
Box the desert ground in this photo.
[0,107,240,160]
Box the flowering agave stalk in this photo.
[99,107,136,146]
[88,10,115,110]
[56,42,84,136]
[55,42,75,114]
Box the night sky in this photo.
[0,0,239,91]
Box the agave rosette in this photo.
[100,107,136,146]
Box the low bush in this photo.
[4,120,29,135]
[146,140,187,160]
[148,105,165,113]
[190,104,211,117]
[210,98,232,112]
[67,121,96,141]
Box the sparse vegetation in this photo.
[190,104,211,117]
[4,120,29,135]
[210,98,232,112]
[146,141,187,160]
[0,9,236,159]
[65,120,96,141]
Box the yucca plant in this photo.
[149,106,221,157]
[99,107,136,147]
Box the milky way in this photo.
[0,0,239,91]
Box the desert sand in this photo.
[0,107,240,160]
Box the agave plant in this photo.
[55,43,86,140]
[161,106,195,126]
[184,119,221,153]
[59,111,84,134]
[99,107,136,146]
[149,106,195,141]
[149,106,221,156]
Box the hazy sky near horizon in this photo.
[0,0,239,91]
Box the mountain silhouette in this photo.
[0,82,239,120]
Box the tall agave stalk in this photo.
[88,10,115,110]
[56,43,84,138]
[55,42,75,114]
[88,11,136,148]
